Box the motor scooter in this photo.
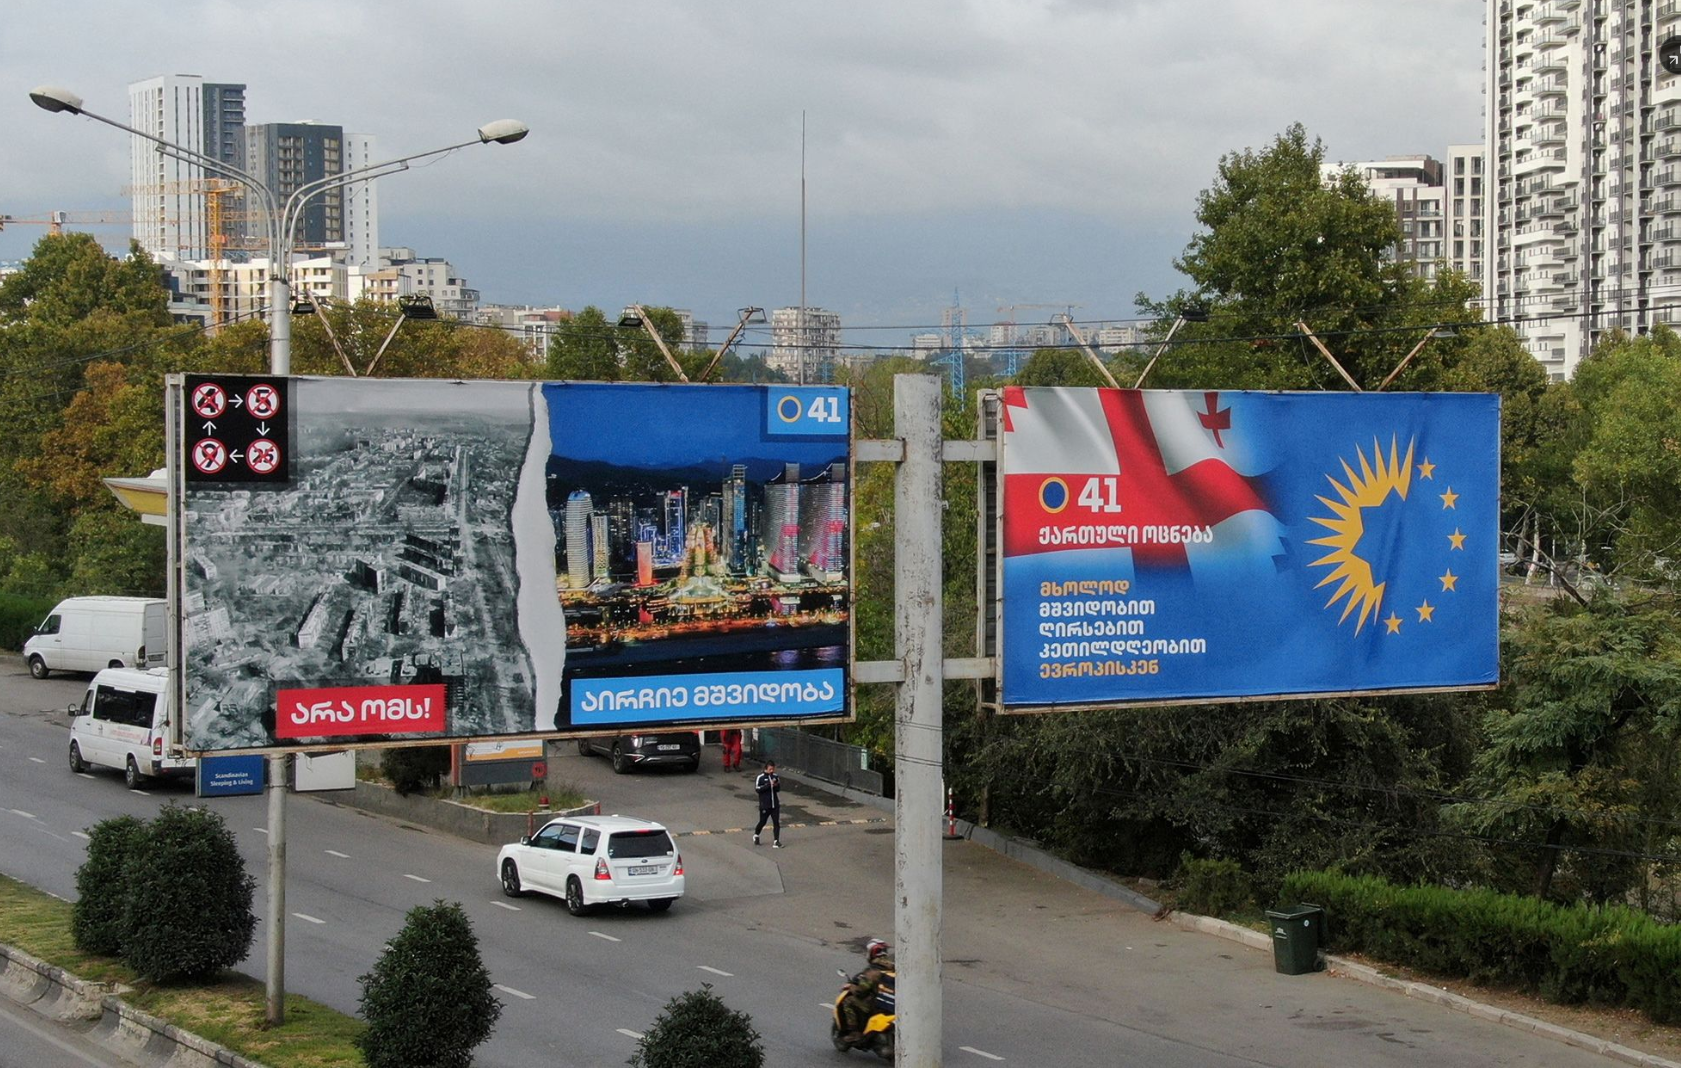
[830,968,895,1061]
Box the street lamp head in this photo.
[29,85,84,115]
[476,119,529,145]
[617,306,645,329]
[739,306,767,324]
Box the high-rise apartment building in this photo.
[128,75,245,261]
[1446,144,1488,283]
[1329,156,1451,280]
[246,122,346,250]
[769,306,842,381]
[1487,0,1681,379]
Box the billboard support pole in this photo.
[894,373,944,1067]
[265,753,287,1024]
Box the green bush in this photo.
[357,900,501,1068]
[120,804,256,981]
[69,815,146,956]
[0,592,56,651]
[382,746,452,796]
[1176,855,1254,918]
[1280,870,1681,1024]
[629,983,764,1068]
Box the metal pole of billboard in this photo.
[895,373,944,1067]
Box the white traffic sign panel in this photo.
[192,438,229,475]
[192,382,227,419]
[245,383,282,420]
[247,438,282,475]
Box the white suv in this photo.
[497,815,684,916]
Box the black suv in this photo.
[576,731,701,774]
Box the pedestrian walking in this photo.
[753,762,782,847]
[720,728,743,772]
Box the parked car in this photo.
[68,666,195,788]
[576,731,701,774]
[25,596,166,679]
[496,815,684,915]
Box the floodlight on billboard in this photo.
[166,374,852,754]
[993,387,1500,710]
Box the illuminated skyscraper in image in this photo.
[590,513,610,584]
[762,464,802,581]
[722,464,749,574]
[800,462,848,580]
[564,490,593,588]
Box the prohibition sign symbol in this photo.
[247,438,282,475]
[245,383,281,420]
[777,394,803,422]
[192,438,229,475]
[191,382,227,419]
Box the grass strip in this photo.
[0,873,366,1067]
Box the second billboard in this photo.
[175,376,851,753]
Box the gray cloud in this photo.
[1,0,1483,334]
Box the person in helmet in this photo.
[840,939,896,1042]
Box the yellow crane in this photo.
[0,209,132,235]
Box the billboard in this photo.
[996,387,1499,710]
[170,375,850,753]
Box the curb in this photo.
[0,943,268,1068]
[325,780,598,845]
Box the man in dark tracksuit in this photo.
[753,762,781,847]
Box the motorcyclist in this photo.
[840,938,896,1042]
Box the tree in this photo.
[628,984,764,1068]
[70,814,147,956]
[357,901,502,1068]
[1452,596,1681,902]
[545,304,707,383]
[1135,123,1484,393]
[120,805,256,980]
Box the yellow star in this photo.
[1448,529,1466,550]
[1440,487,1459,509]
[1439,569,1458,592]
[1384,613,1403,634]
[1417,458,1436,480]
[1416,600,1435,623]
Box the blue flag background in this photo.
[999,389,1501,708]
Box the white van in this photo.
[67,667,194,788]
[24,596,166,679]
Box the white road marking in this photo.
[75,773,93,780]
[492,901,521,911]
[403,873,430,883]
[495,984,535,1000]
[253,827,269,835]
[961,1047,1005,1061]
[616,1028,644,1039]
[589,931,621,942]
[9,809,36,819]
[324,849,349,858]
[130,789,149,796]
[27,757,45,764]
[697,965,733,977]
[818,1001,834,1010]
[71,831,90,840]
[292,913,326,925]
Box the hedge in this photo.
[1280,870,1681,1024]
[0,592,56,652]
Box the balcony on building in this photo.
[1535,1,1562,22]
[1534,53,1566,75]
[1661,0,1680,22]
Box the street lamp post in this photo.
[28,86,527,376]
[31,85,527,1024]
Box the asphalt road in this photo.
[0,994,127,1068]
[0,655,1630,1068]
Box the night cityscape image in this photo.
[543,383,851,727]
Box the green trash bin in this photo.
[1266,904,1322,975]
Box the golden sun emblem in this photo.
[1306,436,1416,634]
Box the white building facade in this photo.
[769,306,842,380]
[1487,0,1681,379]
[129,75,211,261]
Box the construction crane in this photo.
[0,210,132,235]
[993,302,1081,376]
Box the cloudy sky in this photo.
[1,1,1485,348]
